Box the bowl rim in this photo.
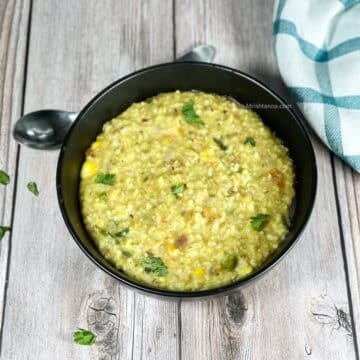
[56,61,317,299]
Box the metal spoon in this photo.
[13,45,216,150]
[176,44,216,62]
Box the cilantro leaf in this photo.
[27,182,39,196]
[171,183,186,197]
[244,137,256,146]
[0,226,10,241]
[97,192,108,201]
[0,170,10,185]
[142,256,168,276]
[213,138,228,151]
[73,328,96,346]
[122,250,131,258]
[181,100,205,126]
[250,214,270,231]
[115,227,129,239]
[95,173,116,185]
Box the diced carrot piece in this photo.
[270,169,285,188]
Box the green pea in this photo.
[223,254,237,270]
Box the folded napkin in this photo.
[273,0,360,172]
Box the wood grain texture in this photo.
[0,1,177,359]
[175,1,357,359]
[333,157,360,354]
[0,0,30,343]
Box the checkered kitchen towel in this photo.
[273,0,360,172]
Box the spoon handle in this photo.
[176,45,216,63]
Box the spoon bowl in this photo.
[13,110,77,150]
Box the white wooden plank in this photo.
[1,1,177,359]
[176,1,357,359]
[334,157,360,354]
[132,296,179,360]
[0,0,30,341]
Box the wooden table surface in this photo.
[0,1,359,359]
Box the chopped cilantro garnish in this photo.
[97,222,130,240]
[94,225,108,237]
[250,214,270,231]
[171,183,186,197]
[115,227,129,239]
[142,256,168,276]
[97,192,108,201]
[122,250,132,258]
[95,173,116,185]
[244,137,256,146]
[73,328,96,346]
[213,138,228,151]
[0,170,10,185]
[27,182,39,196]
[109,219,119,227]
[181,100,205,126]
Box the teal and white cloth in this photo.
[273,0,360,172]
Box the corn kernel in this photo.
[208,160,219,168]
[202,206,216,223]
[177,127,185,135]
[91,140,102,149]
[203,206,212,217]
[193,268,205,277]
[200,148,215,160]
[162,136,172,145]
[81,161,97,178]
[166,243,176,251]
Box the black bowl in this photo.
[57,62,317,299]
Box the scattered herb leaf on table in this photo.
[27,182,39,196]
[73,328,96,346]
[0,226,10,241]
[0,170,10,185]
